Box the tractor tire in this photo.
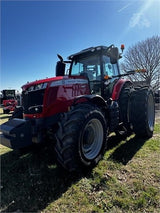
[55,103,107,172]
[10,106,23,119]
[117,84,133,136]
[129,87,155,138]
[119,87,130,125]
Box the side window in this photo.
[86,64,101,81]
[112,63,119,76]
[71,62,83,75]
[104,63,113,76]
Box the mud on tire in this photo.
[129,87,155,138]
[55,103,107,172]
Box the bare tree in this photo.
[121,36,160,91]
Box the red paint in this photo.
[24,76,90,119]
[24,113,43,119]
[22,76,64,90]
[111,79,131,100]
[3,99,18,112]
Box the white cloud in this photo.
[128,0,154,29]
[129,13,150,28]
[118,3,132,13]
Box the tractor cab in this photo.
[56,45,121,99]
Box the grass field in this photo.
[0,107,160,213]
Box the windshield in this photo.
[71,54,120,80]
[70,55,101,81]
[70,54,120,96]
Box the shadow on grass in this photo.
[107,134,125,151]
[1,134,147,212]
[1,144,84,212]
[0,115,11,120]
[108,134,147,165]
[0,111,12,119]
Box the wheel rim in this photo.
[81,118,104,160]
[147,93,155,131]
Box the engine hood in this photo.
[22,76,64,91]
[22,75,88,91]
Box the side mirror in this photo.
[56,61,66,76]
[56,54,66,76]
[109,47,119,64]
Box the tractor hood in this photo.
[21,75,90,118]
[22,76,64,91]
[22,75,89,91]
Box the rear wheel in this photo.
[55,103,107,172]
[129,87,155,138]
[117,84,133,136]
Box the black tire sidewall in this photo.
[118,83,133,129]
[145,90,155,136]
[54,103,107,171]
[11,106,23,119]
[129,88,155,138]
[78,109,106,167]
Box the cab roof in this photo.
[68,45,114,60]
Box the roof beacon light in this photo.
[104,75,109,80]
[121,44,125,53]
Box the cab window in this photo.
[71,55,101,81]
[103,56,119,77]
[71,62,83,76]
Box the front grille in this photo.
[22,89,45,114]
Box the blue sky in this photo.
[1,0,160,92]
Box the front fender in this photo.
[72,94,107,108]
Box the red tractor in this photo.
[0,45,155,172]
[1,89,18,114]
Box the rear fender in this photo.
[111,79,132,100]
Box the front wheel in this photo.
[55,103,107,172]
[9,106,23,120]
